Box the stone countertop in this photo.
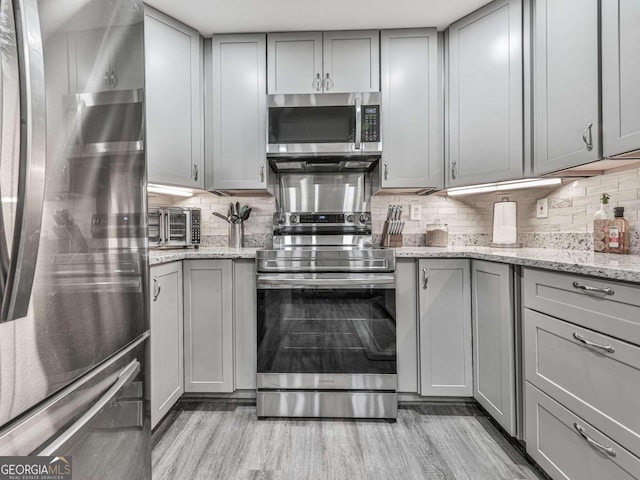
[149,247,259,266]
[391,246,640,283]
[149,246,640,283]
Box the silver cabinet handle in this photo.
[384,162,389,180]
[104,71,110,88]
[2,0,47,323]
[573,332,615,354]
[325,73,331,91]
[582,122,593,151]
[314,73,322,91]
[153,277,161,301]
[422,268,429,289]
[572,281,614,296]
[110,69,117,89]
[451,160,457,180]
[260,164,265,183]
[193,163,199,181]
[39,360,141,456]
[574,423,616,457]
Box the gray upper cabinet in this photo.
[532,0,600,175]
[602,0,640,158]
[183,260,234,393]
[448,0,523,187]
[150,262,183,429]
[267,31,379,94]
[267,32,323,94]
[145,8,203,188]
[209,34,268,191]
[380,29,442,189]
[418,259,473,397]
[472,261,516,435]
[69,25,143,93]
[322,30,379,93]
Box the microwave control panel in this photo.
[362,105,380,142]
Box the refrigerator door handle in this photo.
[38,360,141,456]
[1,0,47,322]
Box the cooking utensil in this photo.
[212,212,230,223]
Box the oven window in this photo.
[269,106,355,144]
[148,213,161,244]
[168,213,187,242]
[257,288,396,374]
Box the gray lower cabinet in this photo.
[144,7,203,188]
[447,0,523,187]
[418,259,472,396]
[183,260,234,393]
[602,0,640,158]
[526,382,640,480]
[208,34,268,191]
[380,29,442,190]
[150,262,184,428]
[471,261,516,435]
[233,260,257,390]
[532,0,600,175]
[396,259,419,394]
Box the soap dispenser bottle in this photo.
[593,193,612,252]
[608,207,630,254]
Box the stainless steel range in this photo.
[256,170,397,419]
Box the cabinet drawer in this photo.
[525,309,640,456]
[523,268,640,345]
[526,383,640,480]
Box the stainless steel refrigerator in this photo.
[0,0,150,477]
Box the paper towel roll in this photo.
[492,199,518,245]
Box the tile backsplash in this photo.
[150,167,640,252]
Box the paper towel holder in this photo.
[490,196,522,248]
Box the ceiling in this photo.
[144,0,493,36]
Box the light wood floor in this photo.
[152,401,546,480]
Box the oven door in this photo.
[164,208,191,247]
[256,273,397,389]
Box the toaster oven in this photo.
[148,207,201,248]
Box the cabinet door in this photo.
[380,29,441,189]
[183,260,234,393]
[396,259,419,394]
[602,0,640,157]
[110,27,144,91]
[448,0,523,187]
[145,9,203,188]
[472,261,516,435]
[150,262,183,428]
[68,29,113,93]
[267,32,323,94]
[533,0,600,175]
[323,30,379,93]
[210,34,268,191]
[418,259,472,396]
[234,260,257,390]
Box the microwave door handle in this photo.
[354,97,362,150]
[2,0,47,323]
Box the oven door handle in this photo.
[257,274,395,289]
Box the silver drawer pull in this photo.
[572,332,615,354]
[422,268,428,289]
[574,423,616,457]
[572,281,614,296]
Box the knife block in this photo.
[381,221,403,247]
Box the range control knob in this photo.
[346,214,355,223]
[289,214,298,224]
[277,214,286,224]
[359,214,369,224]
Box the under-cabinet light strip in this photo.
[446,178,562,196]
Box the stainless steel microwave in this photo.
[149,207,201,248]
[267,93,382,157]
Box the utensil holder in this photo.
[229,223,244,248]
[381,221,403,247]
